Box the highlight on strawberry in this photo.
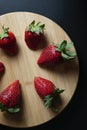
[25,20,45,50]
[0,25,18,55]
[0,80,21,113]
[37,40,76,66]
[34,77,64,112]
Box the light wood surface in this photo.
[0,12,79,128]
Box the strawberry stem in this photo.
[0,25,9,39]
[2,25,9,33]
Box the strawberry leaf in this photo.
[65,42,73,50]
[59,40,67,51]
[44,95,53,108]
[66,51,76,57]
[56,40,76,60]
[8,108,20,113]
[28,20,35,30]
[62,51,76,60]
[54,88,64,94]
[61,52,71,60]
[44,88,64,109]
[0,33,8,39]
[56,40,67,51]
[27,20,45,34]
[0,103,20,113]
[0,102,7,111]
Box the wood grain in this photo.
[0,12,79,128]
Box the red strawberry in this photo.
[0,62,5,74]
[37,40,76,66]
[0,25,18,55]
[0,80,21,113]
[34,77,64,109]
[25,20,45,50]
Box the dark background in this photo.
[0,0,87,130]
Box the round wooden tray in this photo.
[0,12,79,128]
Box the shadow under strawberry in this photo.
[0,62,5,80]
[37,34,49,50]
[44,91,64,113]
[39,57,79,75]
[0,73,5,81]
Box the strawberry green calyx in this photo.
[43,88,64,109]
[0,102,7,112]
[55,40,76,60]
[0,25,9,39]
[8,108,20,113]
[27,20,45,34]
[0,102,20,113]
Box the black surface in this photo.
[0,0,87,130]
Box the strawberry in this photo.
[0,80,21,113]
[0,25,18,55]
[25,20,45,50]
[0,62,5,74]
[37,40,76,66]
[34,77,64,109]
